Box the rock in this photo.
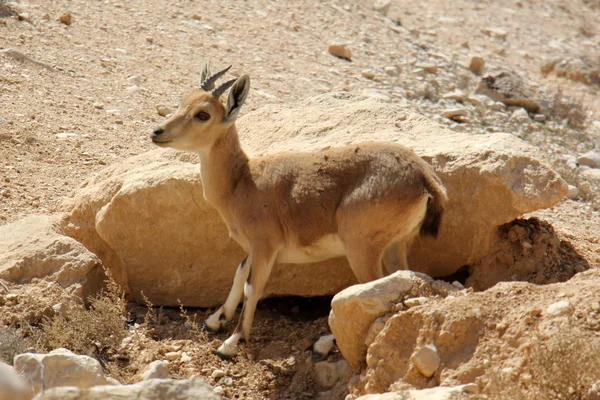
[483,27,508,40]
[441,90,465,103]
[510,108,531,124]
[467,94,494,107]
[384,66,399,76]
[314,360,351,389]
[32,378,217,400]
[211,369,225,379]
[156,105,172,117]
[567,185,579,199]
[141,360,169,380]
[0,362,32,400]
[475,72,540,112]
[356,384,477,399]
[0,215,102,297]
[164,352,180,361]
[328,43,352,60]
[61,93,567,307]
[418,64,438,74]
[546,300,572,316]
[93,102,104,110]
[578,152,600,169]
[466,54,485,75]
[329,271,431,369]
[533,114,545,122]
[411,344,440,377]
[578,169,600,207]
[361,70,376,80]
[14,348,108,395]
[59,12,73,25]
[404,297,428,308]
[372,0,391,16]
[442,108,467,120]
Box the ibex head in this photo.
[152,62,250,151]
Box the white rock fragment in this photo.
[442,89,465,103]
[156,105,172,117]
[211,369,225,379]
[467,54,485,75]
[404,297,429,308]
[411,344,440,378]
[567,185,579,199]
[372,0,391,16]
[578,151,600,169]
[141,360,169,380]
[510,108,530,123]
[384,66,399,76]
[546,300,572,316]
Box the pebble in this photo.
[372,0,391,16]
[411,344,440,377]
[578,151,600,169]
[467,94,494,107]
[490,102,506,111]
[222,377,233,386]
[418,63,438,74]
[443,108,468,119]
[384,66,399,76]
[483,27,508,40]
[404,297,429,308]
[467,54,485,75]
[93,102,104,110]
[59,12,73,25]
[533,114,546,122]
[442,89,465,103]
[567,185,579,199]
[180,352,192,362]
[510,108,530,123]
[156,105,172,117]
[328,43,352,60]
[361,69,375,80]
[211,369,225,379]
[546,300,572,316]
[164,351,180,361]
[360,88,391,102]
[213,386,224,395]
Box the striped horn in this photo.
[212,78,236,99]
[200,65,232,91]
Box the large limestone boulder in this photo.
[61,93,566,307]
[14,348,109,395]
[33,378,217,400]
[0,215,103,299]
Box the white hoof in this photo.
[216,333,241,359]
[312,334,336,360]
[205,309,224,332]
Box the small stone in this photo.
[567,185,579,199]
[546,300,572,316]
[483,27,508,40]
[411,344,440,378]
[211,369,226,379]
[59,12,73,25]
[165,351,180,361]
[467,54,485,75]
[180,352,192,362]
[404,297,429,308]
[93,102,104,110]
[418,64,438,73]
[443,108,468,119]
[141,360,169,380]
[222,377,233,386]
[17,13,32,23]
[372,0,391,16]
[146,37,154,43]
[467,94,494,107]
[591,302,600,312]
[328,43,352,61]
[156,105,172,117]
[578,151,600,169]
[213,386,224,395]
[533,114,546,122]
[442,89,465,103]
[451,281,464,289]
[361,69,375,80]
[384,66,399,76]
[510,108,531,123]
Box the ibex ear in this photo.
[200,61,211,87]
[224,75,250,122]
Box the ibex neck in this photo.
[198,126,249,206]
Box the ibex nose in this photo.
[153,128,165,136]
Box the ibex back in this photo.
[151,63,448,358]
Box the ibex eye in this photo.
[195,111,210,121]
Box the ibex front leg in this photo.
[217,249,277,358]
[205,257,249,332]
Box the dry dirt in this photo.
[1,0,600,399]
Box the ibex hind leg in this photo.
[205,257,249,333]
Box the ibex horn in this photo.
[212,78,237,99]
[200,65,232,91]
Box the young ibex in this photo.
[152,63,447,358]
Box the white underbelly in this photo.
[276,234,346,264]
